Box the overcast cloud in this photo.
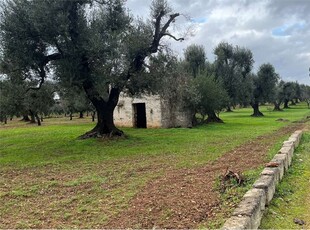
[126,0,310,85]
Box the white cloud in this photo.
[126,0,310,84]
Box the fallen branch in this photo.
[219,168,244,193]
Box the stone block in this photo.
[293,130,303,139]
[221,216,252,230]
[290,133,299,140]
[278,146,294,166]
[291,130,302,141]
[243,188,266,211]
[272,154,289,171]
[288,136,299,147]
[267,158,284,179]
[261,166,281,183]
[269,154,287,179]
[283,140,295,149]
[253,175,276,205]
[288,130,303,147]
[231,188,266,229]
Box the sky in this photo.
[126,0,310,85]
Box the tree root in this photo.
[206,117,224,123]
[251,112,264,117]
[78,128,125,140]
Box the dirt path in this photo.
[106,123,305,228]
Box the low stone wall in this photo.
[222,130,303,230]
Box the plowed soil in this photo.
[106,123,305,228]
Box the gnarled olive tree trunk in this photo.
[206,111,223,123]
[79,78,123,139]
[273,102,282,111]
[226,106,233,112]
[21,114,30,122]
[35,113,41,126]
[29,110,36,123]
[283,99,289,109]
[290,100,296,105]
[251,102,264,117]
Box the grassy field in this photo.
[260,131,310,229]
[0,104,309,228]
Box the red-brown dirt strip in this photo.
[106,123,305,229]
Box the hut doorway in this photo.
[133,103,147,128]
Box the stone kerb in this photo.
[221,130,303,230]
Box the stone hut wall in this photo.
[113,93,192,128]
[113,93,162,128]
[160,99,192,128]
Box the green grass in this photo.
[259,131,310,229]
[0,104,309,228]
[1,104,308,168]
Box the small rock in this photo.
[294,218,305,225]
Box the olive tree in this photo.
[184,44,206,78]
[183,44,230,123]
[273,81,285,111]
[282,82,297,109]
[188,74,229,123]
[214,42,254,111]
[300,84,310,109]
[250,63,279,116]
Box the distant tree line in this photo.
[149,43,310,125]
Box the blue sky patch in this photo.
[192,17,208,23]
[272,22,305,36]
[272,25,289,36]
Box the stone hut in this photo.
[114,93,192,128]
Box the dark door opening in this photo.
[133,103,147,128]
